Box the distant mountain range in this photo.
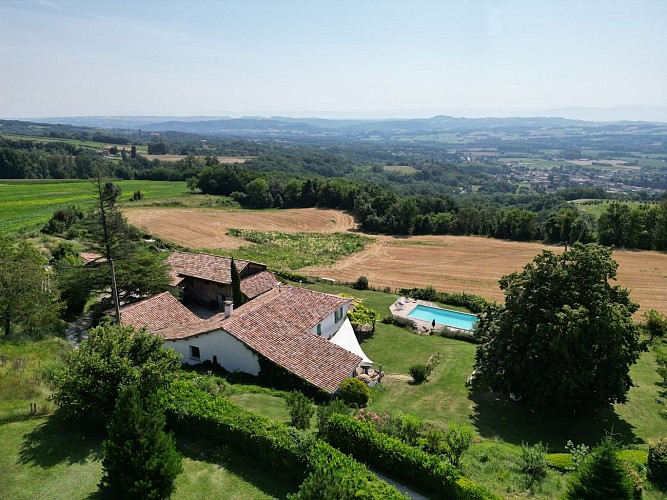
[22,109,667,139]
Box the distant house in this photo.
[121,251,375,394]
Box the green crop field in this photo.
[573,199,658,218]
[0,179,189,234]
[0,133,148,153]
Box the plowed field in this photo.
[124,207,667,314]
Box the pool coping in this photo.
[390,296,478,337]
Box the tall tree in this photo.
[475,243,643,412]
[0,236,63,337]
[100,384,182,499]
[230,257,244,309]
[85,178,170,315]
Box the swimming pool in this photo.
[407,304,478,331]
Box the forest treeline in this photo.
[191,163,667,249]
[2,136,667,250]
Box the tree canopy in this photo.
[0,236,63,337]
[50,323,181,425]
[474,243,644,412]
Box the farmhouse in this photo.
[121,251,374,394]
[166,251,279,307]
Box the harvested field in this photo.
[124,207,357,250]
[142,154,251,163]
[124,207,667,315]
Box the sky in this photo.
[1,0,666,120]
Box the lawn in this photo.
[0,179,189,234]
[0,417,294,500]
[0,338,70,420]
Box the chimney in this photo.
[224,300,233,319]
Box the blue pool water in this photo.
[407,304,478,331]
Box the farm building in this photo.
[166,251,279,307]
[121,251,375,394]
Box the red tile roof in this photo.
[165,251,258,286]
[80,252,105,265]
[120,292,200,332]
[159,285,360,393]
[240,271,281,299]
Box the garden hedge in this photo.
[323,414,498,500]
[161,378,405,498]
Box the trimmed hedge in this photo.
[323,414,498,499]
[162,379,406,498]
[163,378,310,481]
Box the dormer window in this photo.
[317,323,322,336]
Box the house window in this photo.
[339,306,344,321]
[317,324,322,336]
[189,345,201,359]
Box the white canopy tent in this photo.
[330,318,373,366]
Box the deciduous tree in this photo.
[50,323,181,425]
[475,243,643,411]
[0,236,63,337]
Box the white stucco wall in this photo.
[164,329,260,375]
[310,303,349,339]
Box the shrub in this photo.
[49,324,181,426]
[648,437,667,488]
[286,391,315,430]
[566,436,635,500]
[518,442,548,483]
[396,412,424,447]
[352,276,369,290]
[565,440,591,469]
[317,399,353,438]
[322,414,496,499]
[442,422,474,468]
[337,378,370,407]
[643,309,667,338]
[162,379,405,498]
[408,363,432,384]
[656,347,667,385]
[100,385,182,498]
[289,441,407,500]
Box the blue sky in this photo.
[1,0,666,119]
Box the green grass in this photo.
[0,133,148,153]
[0,338,70,420]
[228,393,318,430]
[572,199,658,218]
[0,417,294,500]
[225,230,370,270]
[0,179,189,234]
[364,324,476,426]
[383,165,417,174]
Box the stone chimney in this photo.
[224,300,233,319]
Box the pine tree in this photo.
[230,257,245,309]
[565,436,634,500]
[100,385,182,499]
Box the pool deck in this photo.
[390,296,476,337]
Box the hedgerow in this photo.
[161,378,405,497]
[322,414,497,499]
[400,286,491,313]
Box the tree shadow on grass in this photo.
[468,389,643,451]
[18,415,103,468]
[175,432,301,499]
